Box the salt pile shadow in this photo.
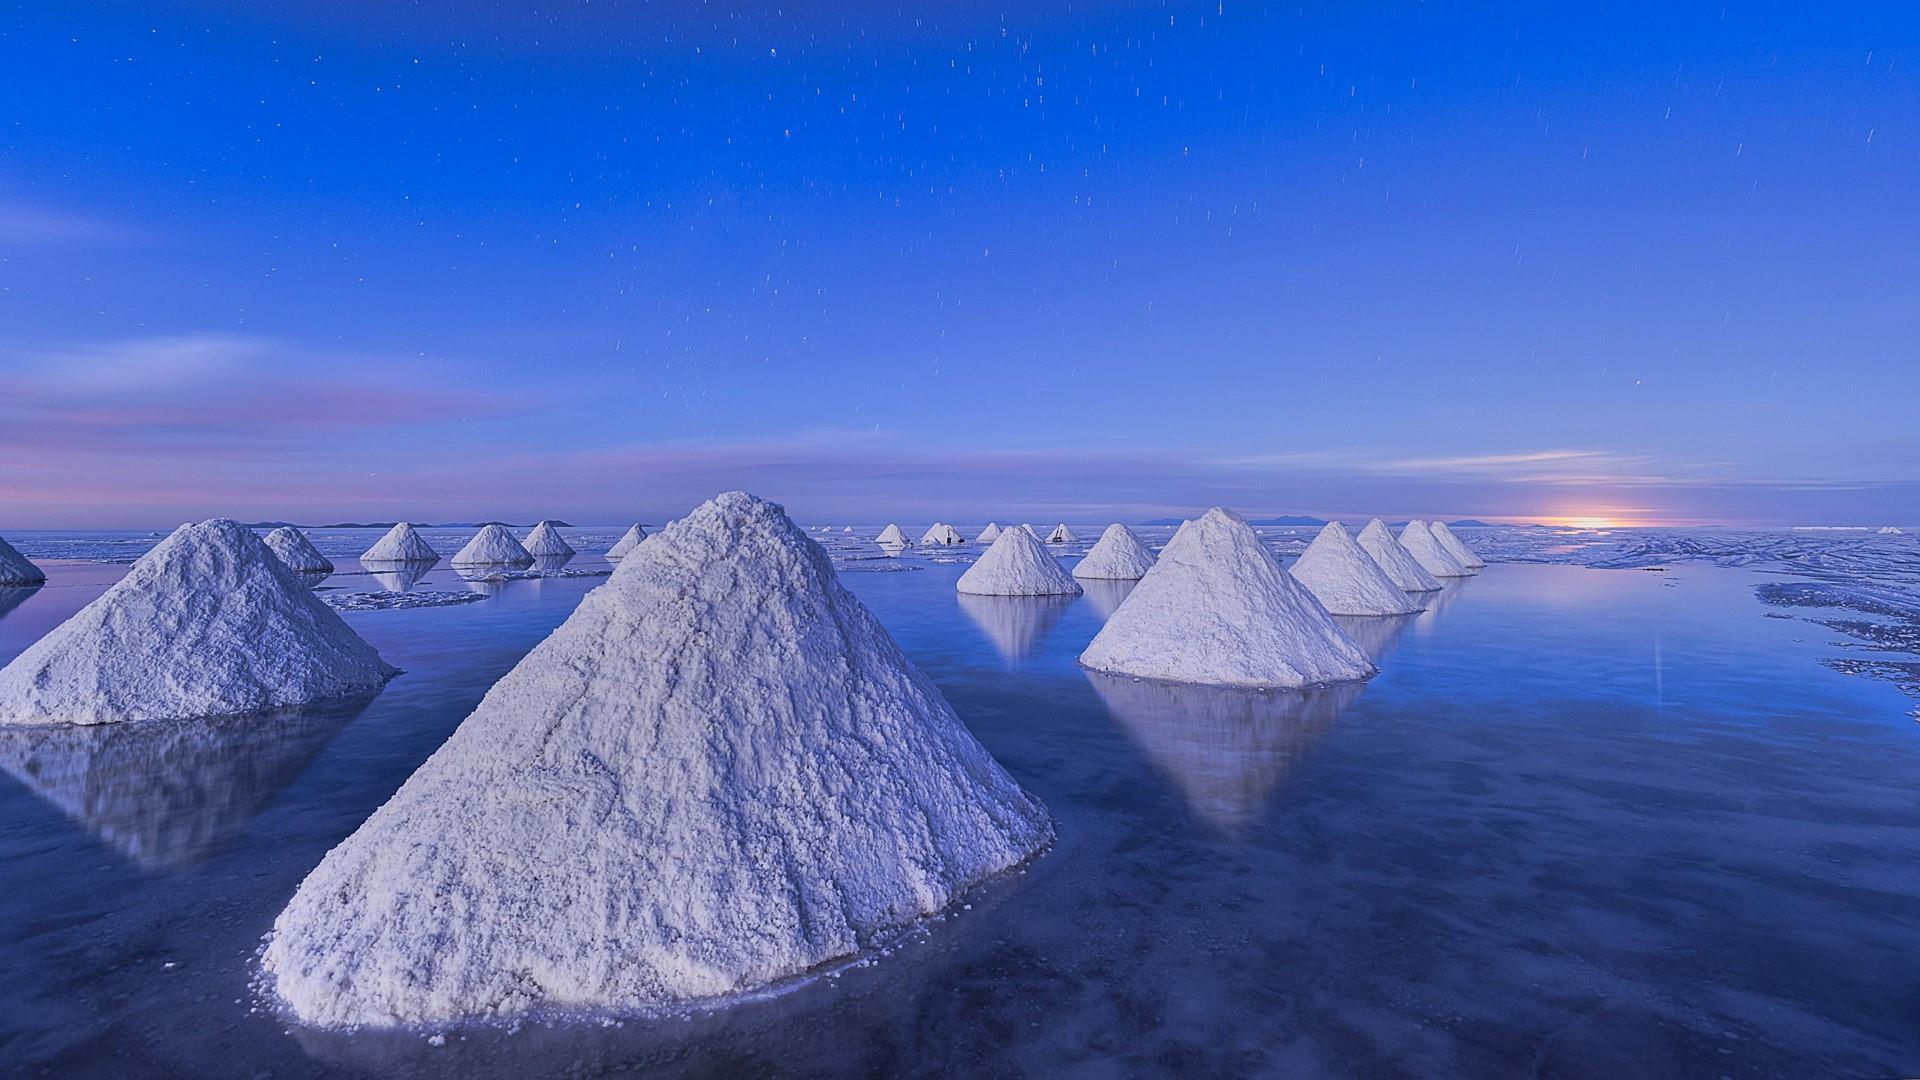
[0,583,44,623]
[0,695,376,871]
[956,592,1075,665]
[1080,577,1137,621]
[1086,672,1361,831]
[1331,613,1419,664]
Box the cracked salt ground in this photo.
[3,546,1920,1074]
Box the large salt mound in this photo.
[1355,519,1443,592]
[920,523,964,546]
[606,524,648,560]
[956,525,1082,596]
[975,522,1002,544]
[264,527,334,574]
[452,525,534,567]
[522,521,576,558]
[876,523,908,546]
[1045,523,1078,544]
[361,523,438,563]
[1429,521,1487,569]
[0,534,47,587]
[0,520,397,726]
[1078,508,1374,688]
[263,492,1052,1028]
[1400,521,1473,577]
[1073,524,1157,581]
[1287,522,1423,616]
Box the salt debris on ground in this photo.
[975,523,1002,544]
[452,525,535,567]
[263,527,334,575]
[920,523,964,546]
[0,519,397,726]
[1430,521,1487,569]
[1287,522,1423,616]
[263,491,1052,1027]
[876,524,909,546]
[361,523,439,564]
[1399,521,1474,577]
[522,522,575,558]
[957,524,1083,596]
[1072,524,1157,581]
[606,525,648,560]
[1045,523,1079,544]
[1079,508,1374,688]
[0,535,47,587]
[1356,519,1443,592]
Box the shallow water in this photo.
[1,546,1918,1077]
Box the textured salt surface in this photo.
[263,492,1052,1028]
[975,523,1002,544]
[606,525,648,560]
[522,522,576,558]
[1072,524,1157,581]
[1045,524,1078,544]
[321,591,489,612]
[263,527,334,574]
[1287,522,1423,616]
[957,526,1082,596]
[1429,521,1487,569]
[1356,519,1443,592]
[1399,521,1472,577]
[361,523,439,564]
[452,525,535,568]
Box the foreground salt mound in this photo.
[1356,519,1443,592]
[1400,521,1473,577]
[361,523,438,563]
[452,525,534,567]
[606,524,648,560]
[263,491,1052,1027]
[0,520,397,726]
[522,521,575,557]
[1045,523,1078,544]
[1073,524,1157,581]
[1287,522,1423,616]
[957,525,1082,596]
[1079,508,1373,688]
[975,522,1002,544]
[920,523,964,546]
[876,523,908,546]
[0,535,47,587]
[264,527,334,574]
[1430,521,1487,569]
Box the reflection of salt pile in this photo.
[1399,521,1473,577]
[1414,577,1474,634]
[957,525,1082,596]
[920,523,964,546]
[264,491,1052,1028]
[522,521,576,557]
[0,520,398,726]
[606,524,648,560]
[530,553,575,574]
[975,522,1002,544]
[1356,519,1442,592]
[452,525,534,567]
[1430,521,1487,570]
[264,527,334,574]
[1087,672,1359,830]
[956,592,1075,665]
[1073,524,1157,580]
[1079,508,1373,688]
[366,564,430,592]
[1079,577,1137,621]
[0,697,372,870]
[361,523,439,563]
[1331,613,1418,664]
[0,534,46,587]
[1287,522,1422,616]
[876,523,908,546]
[0,584,41,622]
[1045,523,1078,544]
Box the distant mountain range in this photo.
[244,521,574,530]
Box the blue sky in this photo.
[2,1,1914,527]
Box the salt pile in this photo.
[606,524,648,560]
[1045,523,1079,544]
[1879,526,1905,536]
[263,527,334,574]
[1430,521,1487,569]
[975,523,1003,544]
[1355,519,1443,592]
[920,523,964,546]
[957,524,1083,596]
[361,523,438,563]
[0,519,397,726]
[1399,521,1473,577]
[262,492,1052,1027]
[876,523,909,546]
[522,521,576,557]
[452,525,534,567]
[1079,508,1374,688]
[1072,524,1157,581]
[1287,522,1423,616]
[0,535,47,587]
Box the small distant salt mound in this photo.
[1399,521,1473,577]
[0,535,48,587]
[1045,523,1079,544]
[452,525,534,567]
[1429,521,1487,569]
[876,523,908,546]
[1287,522,1422,616]
[1079,508,1374,688]
[0,519,397,726]
[920,523,965,546]
[606,524,648,560]
[264,527,333,575]
[361,523,438,564]
[262,491,1052,1027]
[976,522,1003,544]
[1880,526,1906,536]
[957,525,1083,596]
[842,526,855,533]
[1356,519,1442,592]
[1073,524,1157,581]
[522,521,576,557]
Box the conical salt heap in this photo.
[1355,519,1442,592]
[1287,522,1423,616]
[1045,523,1078,544]
[975,522,1002,544]
[0,534,48,587]
[263,492,1052,1027]
[0,520,397,726]
[264,527,333,574]
[522,521,575,558]
[361,523,439,563]
[920,523,964,546]
[1429,521,1487,569]
[875,523,908,546]
[1072,524,1157,581]
[606,524,648,560]
[452,524,534,567]
[1399,521,1472,577]
[957,523,1082,596]
[1079,508,1374,688]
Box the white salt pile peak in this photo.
[957,524,1083,596]
[263,527,334,574]
[1045,523,1079,544]
[876,523,908,546]
[1079,508,1374,688]
[361,523,439,563]
[606,524,648,560]
[1073,524,1158,581]
[0,535,47,587]
[1400,521,1473,577]
[1430,521,1487,569]
[0,519,397,726]
[452,525,534,567]
[1287,522,1423,616]
[1356,519,1443,592]
[975,522,1003,544]
[920,523,964,546]
[1881,526,1906,535]
[522,521,576,557]
[263,491,1052,1028]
